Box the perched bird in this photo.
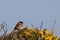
[14,21,23,30]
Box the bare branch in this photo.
[31,24,34,28]
[40,21,43,30]
[0,22,5,31]
[52,20,56,28]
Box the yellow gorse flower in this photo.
[13,27,58,40]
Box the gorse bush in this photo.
[0,21,59,40]
[0,27,58,40]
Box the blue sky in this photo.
[0,0,60,36]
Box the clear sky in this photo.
[0,0,60,36]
